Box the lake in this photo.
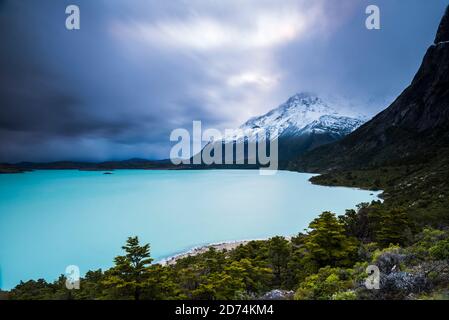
[0,170,380,289]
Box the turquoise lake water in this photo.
[0,170,381,289]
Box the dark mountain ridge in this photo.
[289,6,449,172]
[287,6,449,227]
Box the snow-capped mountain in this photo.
[197,92,367,166]
[222,93,365,143]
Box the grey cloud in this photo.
[1,0,448,162]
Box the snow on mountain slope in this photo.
[222,93,366,142]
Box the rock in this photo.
[260,289,294,300]
[435,6,449,44]
[374,250,408,274]
[381,272,429,297]
[357,270,429,300]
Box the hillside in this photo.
[288,6,449,227]
[289,6,449,173]
[291,6,449,171]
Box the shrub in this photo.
[294,267,354,300]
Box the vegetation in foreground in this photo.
[5,202,449,300]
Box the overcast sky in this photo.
[1,0,448,162]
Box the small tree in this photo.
[267,236,290,287]
[375,208,411,247]
[339,203,376,243]
[225,258,272,295]
[294,266,354,300]
[104,236,153,300]
[305,212,358,267]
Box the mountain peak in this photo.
[435,5,449,44]
[231,93,365,143]
[287,92,320,102]
[283,92,327,110]
[211,92,367,162]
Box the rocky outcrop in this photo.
[435,6,449,44]
[290,5,449,172]
[260,289,294,300]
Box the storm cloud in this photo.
[1,0,448,162]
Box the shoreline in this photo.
[157,239,268,266]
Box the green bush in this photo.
[430,240,449,260]
[294,267,354,300]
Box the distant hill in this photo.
[1,159,174,173]
[0,163,24,174]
